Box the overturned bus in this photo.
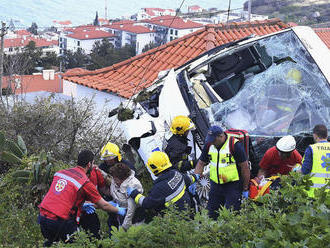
[119,26,330,201]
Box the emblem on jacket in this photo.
[55,179,67,192]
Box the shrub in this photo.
[0,95,122,163]
[104,173,329,248]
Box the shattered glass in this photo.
[205,31,330,138]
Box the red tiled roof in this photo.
[64,19,288,99]
[63,68,89,76]
[143,15,203,29]
[4,37,58,48]
[15,29,31,36]
[105,23,154,34]
[53,20,72,25]
[2,74,62,94]
[314,28,330,49]
[67,30,116,40]
[189,5,203,11]
[144,8,175,16]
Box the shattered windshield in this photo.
[204,30,330,136]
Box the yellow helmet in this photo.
[170,115,195,135]
[100,142,122,161]
[147,151,172,175]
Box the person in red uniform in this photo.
[258,135,302,177]
[79,166,110,239]
[38,150,126,246]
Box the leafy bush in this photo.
[0,95,121,163]
[104,173,329,248]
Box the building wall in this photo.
[136,32,155,54]
[62,36,116,54]
[63,79,125,110]
[166,27,202,42]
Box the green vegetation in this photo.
[0,97,328,247]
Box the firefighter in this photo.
[38,150,126,247]
[194,126,250,220]
[99,142,136,174]
[165,115,195,173]
[126,151,199,215]
[301,124,330,197]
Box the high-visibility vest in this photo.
[208,135,239,184]
[307,142,330,197]
[39,167,89,220]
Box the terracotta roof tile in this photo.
[64,19,289,98]
[2,73,62,94]
[143,15,203,29]
[314,28,330,49]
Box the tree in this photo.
[142,42,159,53]
[62,48,89,69]
[88,39,135,70]
[41,52,58,70]
[93,11,100,26]
[21,41,43,74]
[27,22,38,35]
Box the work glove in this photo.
[292,164,301,172]
[108,201,119,208]
[193,173,200,181]
[126,187,135,197]
[82,203,95,214]
[117,207,127,216]
[188,183,196,195]
[242,191,249,199]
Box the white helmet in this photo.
[276,135,296,152]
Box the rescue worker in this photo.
[301,124,330,197]
[126,151,199,215]
[79,165,110,239]
[99,142,136,174]
[165,115,195,172]
[194,126,250,220]
[38,150,126,247]
[257,135,302,178]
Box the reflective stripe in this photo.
[312,173,330,178]
[311,183,330,189]
[165,181,185,206]
[134,194,145,205]
[55,172,82,189]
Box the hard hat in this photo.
[287,68,302,84]
[147,151,172,175]
[100,142,122,161]
[276,135,296,153]
[170,115,195,135]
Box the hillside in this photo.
[244,0,330,25]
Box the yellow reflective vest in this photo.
[307,142,330,197]
[208,135,239,184]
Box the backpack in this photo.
[225,129,250,159]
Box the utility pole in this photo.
[0,22,8,97]
[248,0,252,22]
[105,0,108,20]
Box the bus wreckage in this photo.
[116,26,330,202]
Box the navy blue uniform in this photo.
[199,136,247,219]
[130,169,197,213]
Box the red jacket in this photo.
[39,167,89,220]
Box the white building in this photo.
[142,16,203,43]
[136,8,176,20]
[4,36,59,55]
[59,25,116,54]
[188,5,204,13]
[104,22,155,54]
